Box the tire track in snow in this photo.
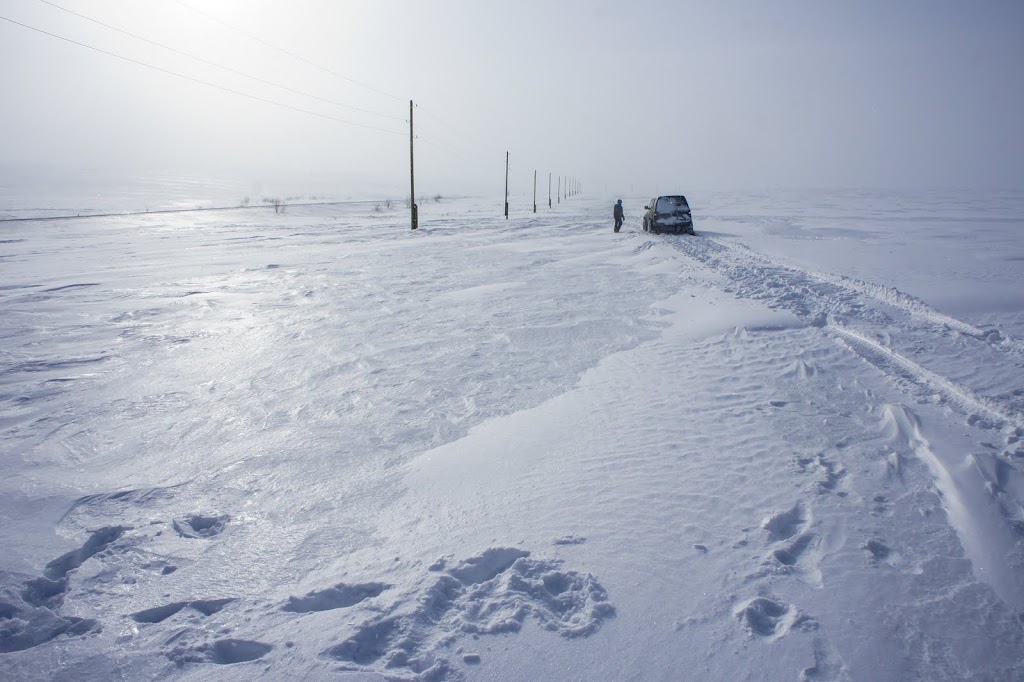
[706,237,1024,355]
[830,324,1023,430]
[668,234,1024,431]
[817,271,1020,352]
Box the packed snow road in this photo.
[1,191,1023,680]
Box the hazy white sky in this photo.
[1,0,1022,195]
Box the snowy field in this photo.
[1,185,1023,681]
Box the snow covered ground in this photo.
[1,185,1023,680]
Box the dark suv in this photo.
[643,195,694,235]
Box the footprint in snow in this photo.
[795,454,848,495]
[172,514,229,539]
[761,503,809,541]
[131,598,234,624]
[552,534,587,546]
[862,538,900,567]
[321,547,614,677]
[752,503,826,587]
[771,533,815,567]
[168,636,273,665]
[281,582,389,613]
[800,637,851,681]
[0,525,125,652]
[871,494,894,517]
[734,596,815,640]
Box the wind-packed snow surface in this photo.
[1,188,1023,681]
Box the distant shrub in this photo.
[433,194,442,203]
[262,197,286,213]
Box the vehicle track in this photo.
[829,323,1021,430]
[664,230,1024,609]
[718,239,1024,355]
[667,233,1024,433]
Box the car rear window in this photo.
[656,196,689,212]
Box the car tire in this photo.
[650,221,657,235]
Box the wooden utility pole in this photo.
[548,172,551,208]
[409,100,417,230]
[504,152,509,219]
[557,176,561,204]
[533,170,537,213]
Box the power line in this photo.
[414,124,483,162]
[414,132,472,161]
[0,14,406,135]
[416,103,498,155]
[169,0,509,171]
[415,102,531,169]
[170,0,405,103]
[36,0,405,123]
[164,0,524,173]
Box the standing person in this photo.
[613,199,624,232]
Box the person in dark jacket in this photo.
[613,199,624,232]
